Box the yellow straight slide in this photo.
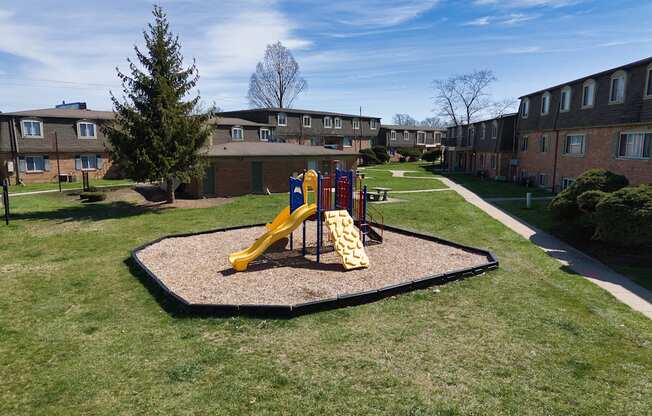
[229,203,317,271]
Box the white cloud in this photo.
[333,0,440,27]
[464,16,491,26]
[502,13,537,24]
[473,0,582,8]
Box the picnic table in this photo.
[368,187,392,201]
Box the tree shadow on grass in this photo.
[11,200,167,223]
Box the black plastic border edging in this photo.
[131,222,499,318]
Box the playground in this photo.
[134,165,497,313]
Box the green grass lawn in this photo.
[362,169,446,191]
[495,200,652,292]
[443,173,553,198]
[1,181,651,415]
[8,178,134,194]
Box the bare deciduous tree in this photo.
[247,41,307,109]
[419,116,447,128]
[392,113,418,126]
[432,69,497,127]
[488,97,518,118]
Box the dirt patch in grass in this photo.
[135,225,490,305]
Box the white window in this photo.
[334,117,342,129]
[342,137,352,147]
[520,136,528,152]
[323,116,332,128]
[302,115,311,128]
[370,119,378,130]
[618,133,651,159]
[564,134,585,155]
[560,86,571,112]
[277,113,287,126]
[582,79,596,108]
[435,132,441,143]
[479,154,485,168]
[609,71,626,103]
[26,155,45,172]
[539,135,548,153]
[77,121,97,139]
[390,130,396,141]
[521,98,530,118]
[491,121,498,139]
[80,155,98,170]
[417,131,426,144]
[403,131,410,141]
[645,65,652,98]
[353,119,360,130]
[538,173,547,187]
[231,127,244,140]
[21,120,43,138]
[490,154,497,169]
[541,92,551,115]
[469,126,475,141]
[259,128,271,141]
[481,123,486,140]
[561,177,574,190]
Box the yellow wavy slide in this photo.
[229,203,317,272]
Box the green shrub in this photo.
[549,169,628,220]
[577,190,607,214]
[593,185,652,247]
[359,148,380,165]
[371,146,390,163]
[80,191,107,202]
[397,147,421,158]
[422,150,440,165]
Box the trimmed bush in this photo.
[371,146,390,163]
[577,190,607,215]
[80,191,108,202]
[359,148,380,165]
[593,185,652,247]
[422,150,440,165]
[549,169,629,220]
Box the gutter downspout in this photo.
[9,117,21,185]
[513,112,520,183]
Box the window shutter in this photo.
[644,134,652,158]
[18,156,27,172]
[75,156,81,170]
[44,155,51,172]
[96,155,103,169]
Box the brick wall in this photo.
[518,124,652,190]
[6,152,113,184]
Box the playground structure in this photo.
[228,163,384,272]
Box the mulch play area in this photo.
[134,223,498,315]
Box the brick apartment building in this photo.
[215,108,381,153]
[184,115,358,197]
[377,125,445,160]
[443,113,517,178]
[516,57,652,191]
[0,104,116,185]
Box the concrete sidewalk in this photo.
[438,177,652,319]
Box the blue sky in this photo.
[1,0,651,122]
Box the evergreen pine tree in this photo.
[104,5,212,203]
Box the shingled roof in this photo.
[205,142,359,158]
[1,108,115,120]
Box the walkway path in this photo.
[438,176,652,319]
